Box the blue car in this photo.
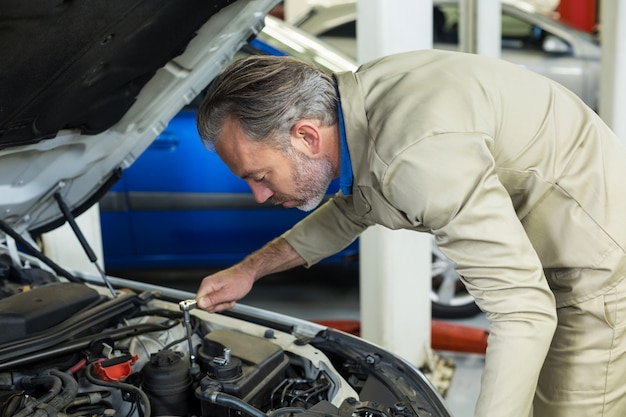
[99,17,359,271]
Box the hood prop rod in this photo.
[53,193,117,297]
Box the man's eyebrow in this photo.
[240,170,262,180]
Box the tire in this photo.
[430,243,481,319]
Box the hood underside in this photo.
[1,0,237,147]
[0,0,279,236]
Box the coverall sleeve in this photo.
[385,133,558,417]
[281,193,371,267]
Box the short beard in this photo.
[289,149,335,212]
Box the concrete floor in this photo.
[111,264,486,417]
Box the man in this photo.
[194,50,626,417]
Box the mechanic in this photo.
[194,50,626,417]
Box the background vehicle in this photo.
[0,1,452,416]
[295,0,601,110]
[99,15,479,319]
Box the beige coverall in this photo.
[282,50,626,417]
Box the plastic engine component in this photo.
[142,349,194,416]
[0,282,100,344]
[197,329,290,409]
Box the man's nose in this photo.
[248,182,274,203]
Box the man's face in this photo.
[215,118,334,212]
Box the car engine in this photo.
[0,253,449,417]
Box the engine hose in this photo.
[85,363,152,417]
[14,370,78,417]
[14,375,62,417]
[46,370,79,412]
[201,391,268,417]
[267,407,307,417]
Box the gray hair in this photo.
[196,55,338,151]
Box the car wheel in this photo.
[430,244,481,319]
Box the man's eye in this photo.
[254,176,265,183]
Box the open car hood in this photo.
[0,0,278,237]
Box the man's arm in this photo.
[196,237,305,312]
[282,194,370,266]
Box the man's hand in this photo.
[196,264,254,312]
[195,237,306,312]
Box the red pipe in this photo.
[313,319,488,355]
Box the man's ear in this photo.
[291,120,321,155]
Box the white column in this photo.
[475,0,501,58]
[460,0,501,57]
[360,227,431,365]
[599,1,626,143]
[357,0,432,367]
[357,0,432,61]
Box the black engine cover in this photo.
[0,282,100,344]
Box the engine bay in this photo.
[0,253,449,417]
